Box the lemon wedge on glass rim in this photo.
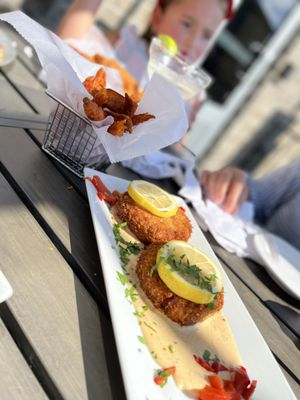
[128,180,178,218]
[156,240,223,304]
[158,34,178,57]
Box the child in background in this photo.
[200,159,300,250]
[57,0,233,124]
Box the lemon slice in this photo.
[158,34,178,57]
[156,240,222,304]
[128,180,178,218]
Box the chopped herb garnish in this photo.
[113,222,141,267]
[208,293,218,310]
[154,366,176,387]
[168,345,174,353]
[202,350,211,362]
[149,256,165,276]
[202,350,220,364]
[144,321,157,333]
[133,306,149,318]
[138,336,146,345]
[125,286,138,303]
[117,271,128,286]
[149,263,158,276]
[161,254,218,294]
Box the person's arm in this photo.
[247,159,300,224]
[56,0,102,39]
[200,167,248,214]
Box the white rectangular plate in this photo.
[84,167,296,400]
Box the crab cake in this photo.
[136,244,224,326]
[114,193,192,244]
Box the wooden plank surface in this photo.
[0,75,35,113]
[0,57,49,115]
[0,318,48,400]
[0,173,125,400]
[0,125,108,306]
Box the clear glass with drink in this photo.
[148,36,211,100]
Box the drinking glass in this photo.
[148,37,211,100]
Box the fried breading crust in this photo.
[136,244,224,326]
[114,193,192,244]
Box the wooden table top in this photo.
[0,21,299,400]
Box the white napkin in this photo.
[0,270,13,303]
[0,11,188,164]
[122,151,263,263]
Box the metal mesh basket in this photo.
[42,92,109,178]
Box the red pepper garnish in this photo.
[208,375,224,390]
[85,176,120,205]
[242,380,257,400]
[195,351,257,400]
[154,366,176,388]
[211,360,229,373]
[232,366,250,393]
[193,354,215,372]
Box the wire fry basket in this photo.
[42,92,110,178]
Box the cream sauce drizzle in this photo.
[111,208,242,394]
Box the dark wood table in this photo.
[0,22,299,400]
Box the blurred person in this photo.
[21,0,72,31]
[57,0,234,124]
[200,159,300,250]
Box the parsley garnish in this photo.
[117,271,128,286]
[168,345,174,354]
[202,350,219,363]
[138,336,146,345]
[162,254,218,294]
[144,321,157,333]
[113,222,141,267]
[125,286,138,303]
[208,293,218,310]
[133,306,149,318]
[202,349,211,362]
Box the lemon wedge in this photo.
[156,240,222,304]
[128,180,178,218]
[158,34,178,57]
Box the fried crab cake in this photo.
[136,244,224,326]
[114,193,192,244]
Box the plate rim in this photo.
[253,232,300,300]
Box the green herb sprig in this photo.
[113,222,141,267]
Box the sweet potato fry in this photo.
[93,87,108,106]
[123,93,138,117]
[82,66,154,136]
[105,110,133,133]
[107,119,127,136]
[83,98,105,121]
[103,89,125,113]
[132,113,155,126]
[83,68,106,94]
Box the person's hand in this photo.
[200,167,249,214]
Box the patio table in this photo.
[0,22,299,400]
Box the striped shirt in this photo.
[247,159,300,249]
